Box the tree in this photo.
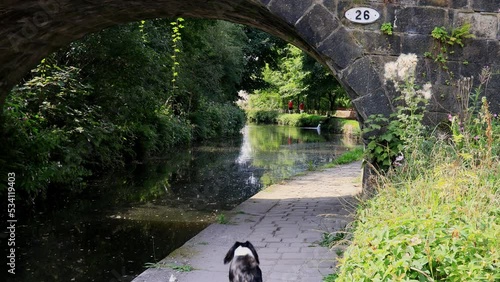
[239,27,288,92]
[0,19,249,200]
[301,55,350,112]
[248,43,351,113]
[261,44,310,108]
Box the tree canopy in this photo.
[0,18,351,201]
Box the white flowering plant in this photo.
[364,54,432,171]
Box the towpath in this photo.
[132,161,362,282]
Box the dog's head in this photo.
[223,241,260,265]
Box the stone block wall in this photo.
[0,0,499,120]
[262,0,500,123]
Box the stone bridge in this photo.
[1,0,499,123]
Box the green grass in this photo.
[323,147,364,168]
[331,92,500,281]
[333,142,500,281]
[323,273,339,282]
[338,119,361,136]
[216,213,229,224]
[169,264,194,272]
[320,231,348,247]
[144,262,194,272]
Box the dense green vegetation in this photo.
[3,11,496,282]
[0,19,256,200]
[0,18,353,203]
[325,58,499,281]
[239,44,351,115]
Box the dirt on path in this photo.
[132,161,363,282]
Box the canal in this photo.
[6,125,359,282]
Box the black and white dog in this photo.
[223,241,263,282]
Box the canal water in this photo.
[6,125,359,282]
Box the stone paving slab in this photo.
[132,161,362,282]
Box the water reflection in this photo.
[237,125,357,187]
[6,125,359,282]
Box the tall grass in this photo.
[335,147,499,281]
[331,62,499,281]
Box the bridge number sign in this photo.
[345,7,380,24]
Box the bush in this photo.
[190,100,246,140]
[246,109,279,124]
[335,158,499,281]
[0,65,93,198]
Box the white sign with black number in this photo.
[345,7,380,24]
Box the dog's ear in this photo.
[244,241,260,264]
[224,242,240,264]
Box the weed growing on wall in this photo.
[380,22,393,35]
[424,23,474,77]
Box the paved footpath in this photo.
[132,161,362,282]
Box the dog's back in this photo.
[229,255,262,282]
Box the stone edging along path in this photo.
[132,161,363,282]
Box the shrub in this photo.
[276,113,323,127]
[190,100,245,140]
[246,109,279,124]
[0,64,93,198]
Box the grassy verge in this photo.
[332,158,499,281]
[326,145,499,281]
[323,147,364,168]
[337,119,361,136]
[276,113,323,127]
[328,62,499,281]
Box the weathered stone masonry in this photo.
[1,0,499,122]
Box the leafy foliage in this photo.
[364,54,431,170]
[246,43,350,113]
[169,17,185,99]
[363,114,404,170]
[0,19,250,200]
[239,27,287,91]
[301,54,351,111]
[246,109,280,124]
[190,99,245,140]
[424,24,474,73]
[275,113,323,127]
[334,66,499,282]
[431,24,474,47]
[380,23,393,35]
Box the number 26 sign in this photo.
[345,7,380,24]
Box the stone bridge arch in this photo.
[1,0,499,123]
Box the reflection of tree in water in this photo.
[243,125,352,186]
[32,124,357,216]
[14,213,206,282]
[166,141,265,211]
[151,125,354,212]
